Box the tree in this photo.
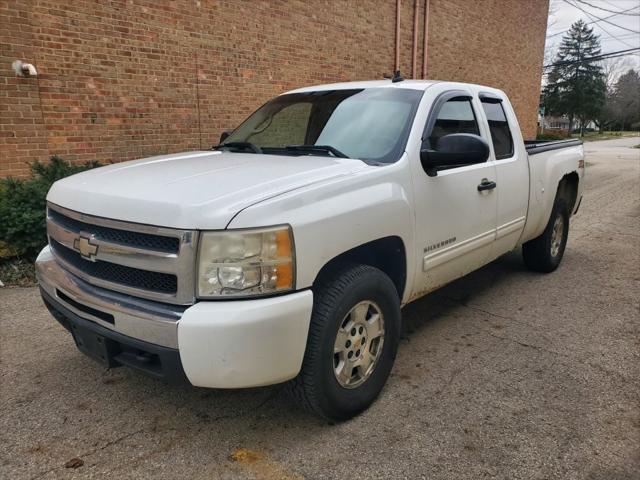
[609,69,640,131]
[594,57,626,133]
[595,88,616,133]
[542,20,606,135]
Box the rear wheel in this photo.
[286,264,401,421]
[523,198,569,273]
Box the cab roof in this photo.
[285,79,439,94]
[284,79,506,98]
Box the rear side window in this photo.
[481,101,514,159]
[429,97,479,148]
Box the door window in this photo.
[429,97,480,148]
[481,100,514,159]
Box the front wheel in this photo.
[523,198,569,273]
[286,264,401,421]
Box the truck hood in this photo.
[47,150,368,229]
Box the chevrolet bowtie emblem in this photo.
[74,235,99,261]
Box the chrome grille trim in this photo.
[37,246,184,348]
[46,202,197,305]
[47,207,180,253]
[50,238,178,295]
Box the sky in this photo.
[545,0,640,80]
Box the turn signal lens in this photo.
[275,262,293,289]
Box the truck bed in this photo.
[524,139,582,155]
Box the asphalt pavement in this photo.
[1,137,639,479]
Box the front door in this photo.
[409,89,498,296]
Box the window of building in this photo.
[481,100,514,159]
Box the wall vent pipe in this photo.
[395,0,401,71]
[422,0,430,78]
[412,0,419,78]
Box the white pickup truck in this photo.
[37,79,584,420]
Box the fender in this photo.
[521,143,584,244]
[228,157,416,304]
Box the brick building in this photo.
[0,0,549,177]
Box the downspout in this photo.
[395,0,401,71]
[422,0,430,78]
[412,0,419,78]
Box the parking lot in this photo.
[1,137,639,479]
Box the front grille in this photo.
[46,203,196,304]
[48,208,179,253]
[50,239,178,294]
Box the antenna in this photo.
[391,70,404,83]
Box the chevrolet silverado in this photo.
[37,79,584,420]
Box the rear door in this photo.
[478,93,529,260]
[409,87,498,295]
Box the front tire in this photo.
[286,264,401,421]
[523,198,569,273]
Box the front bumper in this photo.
[41,288,188,384]
[36,246,314,388]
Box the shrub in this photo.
[536,131,567,141]
[0,156,101,261]
[0,258,36,287]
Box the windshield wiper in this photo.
[285,144,349,158]
[213,142,262,154]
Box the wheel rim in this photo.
[550,213,565,257]
[333,301,385,389]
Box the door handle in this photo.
[477,179,497,192]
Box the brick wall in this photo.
[0,0,548,177]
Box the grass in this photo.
[0,258,37,287]
[571,131,640,142]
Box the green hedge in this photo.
[536,131,568,141]
[0,157,100,260]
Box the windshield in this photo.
[221,88,424,164]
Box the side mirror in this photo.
[420,133,490,177]
[219,130,232,143]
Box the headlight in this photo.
[197,225,294,298]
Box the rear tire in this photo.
[286,264,401,421]
[523,198,569,273]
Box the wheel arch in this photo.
[556,171,580,214]
[313,236,407,301]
